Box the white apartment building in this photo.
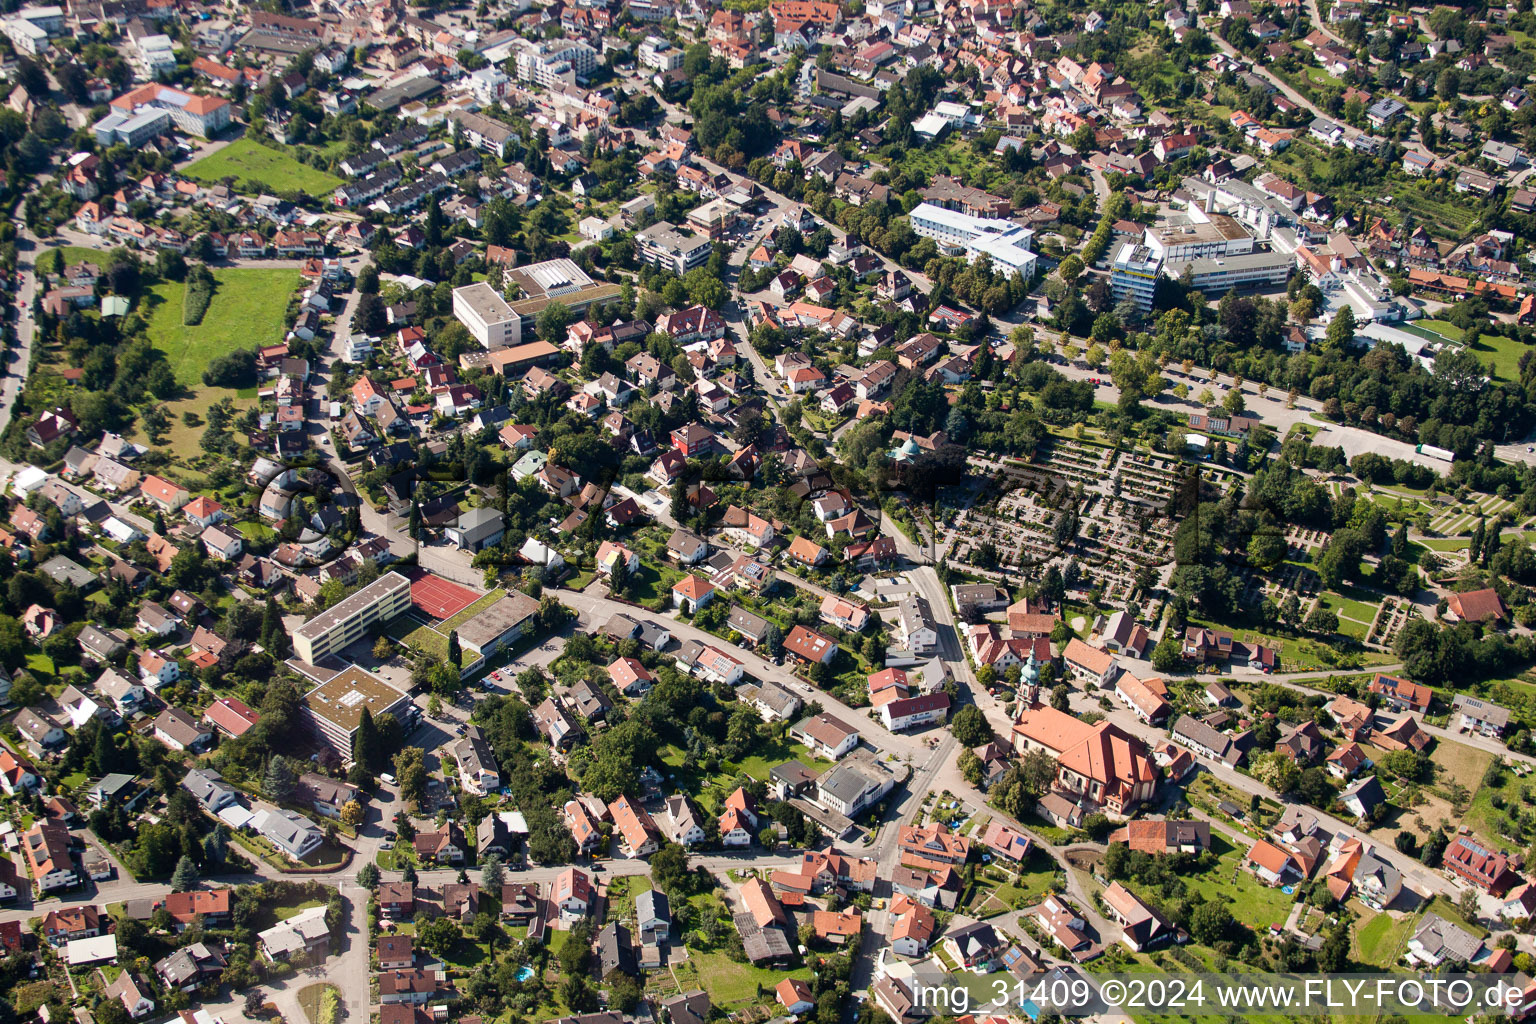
[452,282,521,350]
[515,39,599,87]
[908,203,1038,279]
[636,221,714,275]
[291,571,412,664]
[1142,208,1255,263]
[1110,243,1162,311]
[467,66,511,104]
[638,35,684,71]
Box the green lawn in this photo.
[1352,909,1414,967]
[1467,333,1532,383]
[235,521,278,542]
[685,951,813,1006]
[142,267,299,389]
[40,246,108,273]
[1416,319,1464,342]
[660,738,833,808]
[296,982,339,1024]
[1127,832,1297,931]
[965,851,1060,917]
[184,138,343,194]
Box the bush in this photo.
[203,348,258,388]
[183,265,216,326]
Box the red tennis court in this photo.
[408,572,481,621]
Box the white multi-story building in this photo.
[1166,252,1292,297]
[2,17,47,55]
[134,34,177,77]
[638,35,683,71]
[466,66,510,104]
[908,203,1038,280]
[1110,243,1163,311]
[452,282,520,350]
[1142,208,1255,263]
[515,39,599,87]
[291,571,412,664]
[107,83,232,138]
[636,221,714,275]
[447,109,515,159]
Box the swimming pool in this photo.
[515,965,535,982]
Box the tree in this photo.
[340,800,365,828]
[354,707,383,775]
[261,596,290,658]
[650,841,692,897]
[1049,684,1070,712]
[536,301,572,342]
[418,915,461,957]
[1057,254,1084,284]
[170,854,199,892]
[949,704,992,747]
[394,747,429,807]
[373,636,395,661]
[1458,887,1481,924]
[264,756,298,803]
[357,861,381,888]
[1189,902,1233,945]
[481,854,506,892]
[1150,635,1181,672]
[1325,306,1356,352]
[1251,751,1300,794]
[1020,747,1058,796]
[763,623,784,659]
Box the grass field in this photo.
[1128,832,1297,930]
[40,246,107,273]
[659,739,833,807]
[184,138,343,194]
[139,266,295,465]
[1415,319,1464,342]
[1352,910,1414,967]
[678,952,814,1007]
[1466,333,1532,383]
[1462,749,1530,846]
[142,267,298,388]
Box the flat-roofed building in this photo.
[506,258,621,332]
[1110,242,1162,311]
[292,571,412,664]
[300,665,413,760]
[1143,210,1254,262]
[1165,251,1292,296]
[636,221,714,275]
[455,590,542,673]
[515,38,598,86]
[908,203,1038,278]
[452,282,520,350]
